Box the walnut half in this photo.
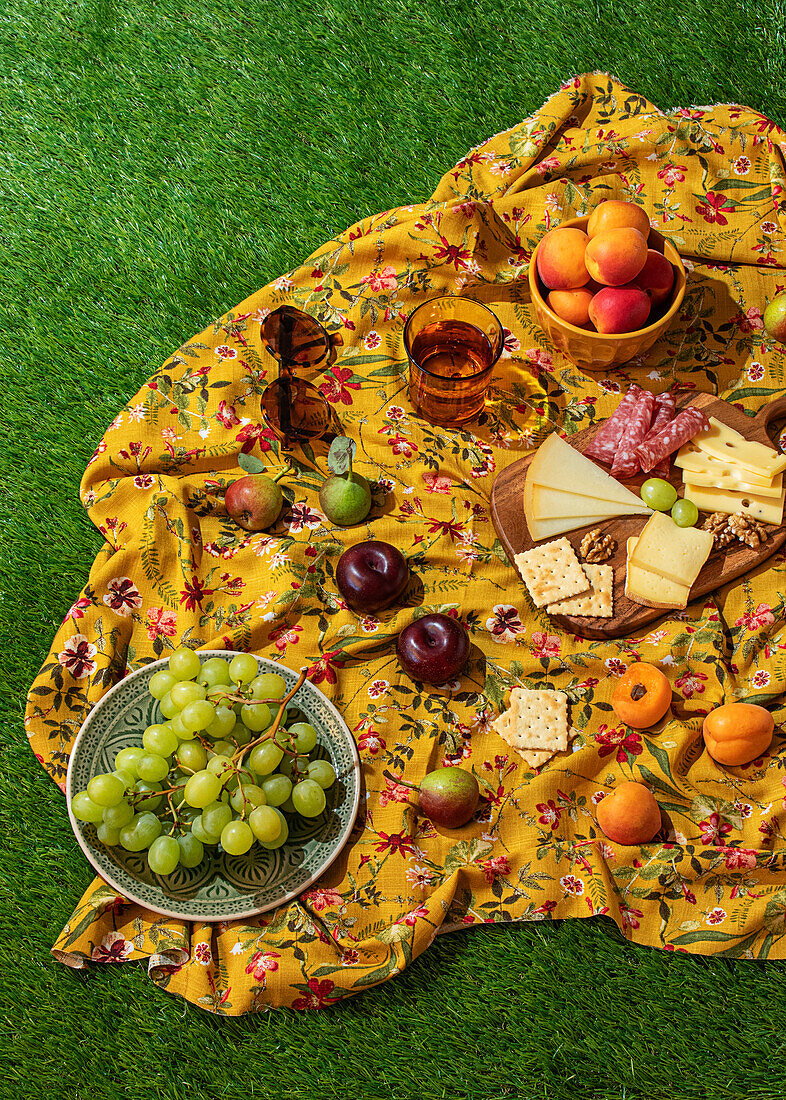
[701,512,737,549]
[727,511,768,548]
[578,529,616,563]
[702,510,769,549]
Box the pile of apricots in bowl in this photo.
[536,199,675,334]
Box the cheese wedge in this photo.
[675,444,776,488]
[683,481,785,525]
[691,417,786,478]
[524,434,653,540]
[526,512,620,543]
[625,537,690,609]
[628,512,713,586]
[527,433,650,506]
[530,484,652,520]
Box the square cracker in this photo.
[514,538,589,608]
[491,686,569,753]
[546,563,614,618]
[516,725,580,769]
[512,745,556,769]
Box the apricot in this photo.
[547,287,594,326]
[587,199,651,241]
[588,286,651,334]
[536,227,590,290]
[612,662,672,728]
[633,249,674,306]
[703,702,774,766]
[596,782,662,845]
[585,227,648,286]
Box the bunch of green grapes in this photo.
[71,649,337,876]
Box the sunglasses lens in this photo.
[261,306,330,368]
[262,377,332,443]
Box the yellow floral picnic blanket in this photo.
[27,74,786,1014]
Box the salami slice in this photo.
[583,384,643,466]
[636,405,710,473]
[643,392,676,477]
[610,389,655,479]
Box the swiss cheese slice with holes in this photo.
[675,444,777,489]
[627,511,713,587]
[625,537,690,609]
[691,417,786,478]
[677,465,783,498]
[682,482,785,525]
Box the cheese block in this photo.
[628,511,714,586]
[625,537,690,609]
[526,512,620,543]
[675,444,776,489]
[529,484,652,520]
[691,417,786,478]
[527,433,650,506]
[678,466,783,498]
[683,481,785,525]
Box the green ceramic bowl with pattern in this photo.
[66,652,361,922]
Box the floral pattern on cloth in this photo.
[27,73,786,1015]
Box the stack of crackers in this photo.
[492,686,570,770]
[514,537,613,619]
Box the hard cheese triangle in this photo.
[525,510,629,542]
[524,433,652,541]
[530,484,652,519]
[527,433,652,506]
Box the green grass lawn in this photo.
[3,1,786,1097]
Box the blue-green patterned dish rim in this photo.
[66,652,361,922]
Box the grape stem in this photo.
[165,792,181,835]
[238,784,249,820]
[133,781,186,806]
[211,691,277,707]
[232,666,309,765]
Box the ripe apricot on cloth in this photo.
[702,702,774,766]
[611,663,671,729]
[596,782,662,845]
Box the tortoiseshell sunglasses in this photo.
[260,306,334,445]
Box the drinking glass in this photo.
[404,296,503,426]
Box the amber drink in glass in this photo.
[404,297,503,425]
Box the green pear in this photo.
[319,472,372,526]
[764,292,786,343]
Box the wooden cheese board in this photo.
[490,392,786,640]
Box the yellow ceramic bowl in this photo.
[528,215,687,372]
